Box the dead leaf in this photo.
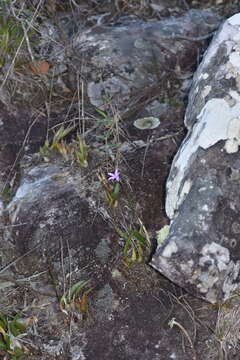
[29,61,50,74]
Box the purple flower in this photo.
[107,168,120,182]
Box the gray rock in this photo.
[3,158,105,273]
[1,156,209,360]
[151,13,240,303]
[71,10,221,111]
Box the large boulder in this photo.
[2,157,106,272]
[151,13,240,304]
[71,9,221,111]
[1,148,215,360]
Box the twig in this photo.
[22,23,34,61]
[171,293,197,344]
[169,318,197,360]
[0,223,28,229]
[0,244,41,274]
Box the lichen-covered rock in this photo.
[151,13,240,303]
[3,158,105,273]
[71,9,221,111]
[1,157,213,360]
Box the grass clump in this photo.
[40,125,89,167]
[211,294,240,359]
[116,220,151,264]
[98,171,120,208]
[0,0,36,69]
[0,313,30,359]
[60,280,93,320]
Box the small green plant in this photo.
[40,125,75,161]
[60,280,93,319]
[95,108,113,131]
[1,183,12,202]
[0,313,29,359]
[74,134,88,167]
[40,126,89,167]
[0,16,24,67]
[156,225,169,248]
[98,171,120,208]
[116,221,151,263]
[95,108,120,146]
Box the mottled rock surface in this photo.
[3,158,106,267]
[152,13,240,303]
[0,155,217,360]
[71,9,221,111]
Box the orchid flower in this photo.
[107,168,120,182]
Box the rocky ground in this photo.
[1,1,240,359]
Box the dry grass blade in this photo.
[0,244,41,274]
[0,0,44,91]
[169,317,197,360]
[213,295,240,359]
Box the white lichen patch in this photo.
[199,73,209,81]
[98,40,110,51]
[201,85,211,98]
[194,85,199,94]
[233,32,240,42]
[180,260,194,276]
[191,17,236,77]
[229,90,240,102]
[224,116,240,153]
[188,242,235,302]
[228,13,240,26]
[166,98,240,218]
[225,38,240,79]
[196,99,240,149]
[7,165,67,224]
[229,52,240,68]
[201,242,230,272]
[197,272,218,293]
[162,241,178,258]
[8,173,52,205]
[226,62,239,79]
[178,179,192,209]
[222,261,240,300]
